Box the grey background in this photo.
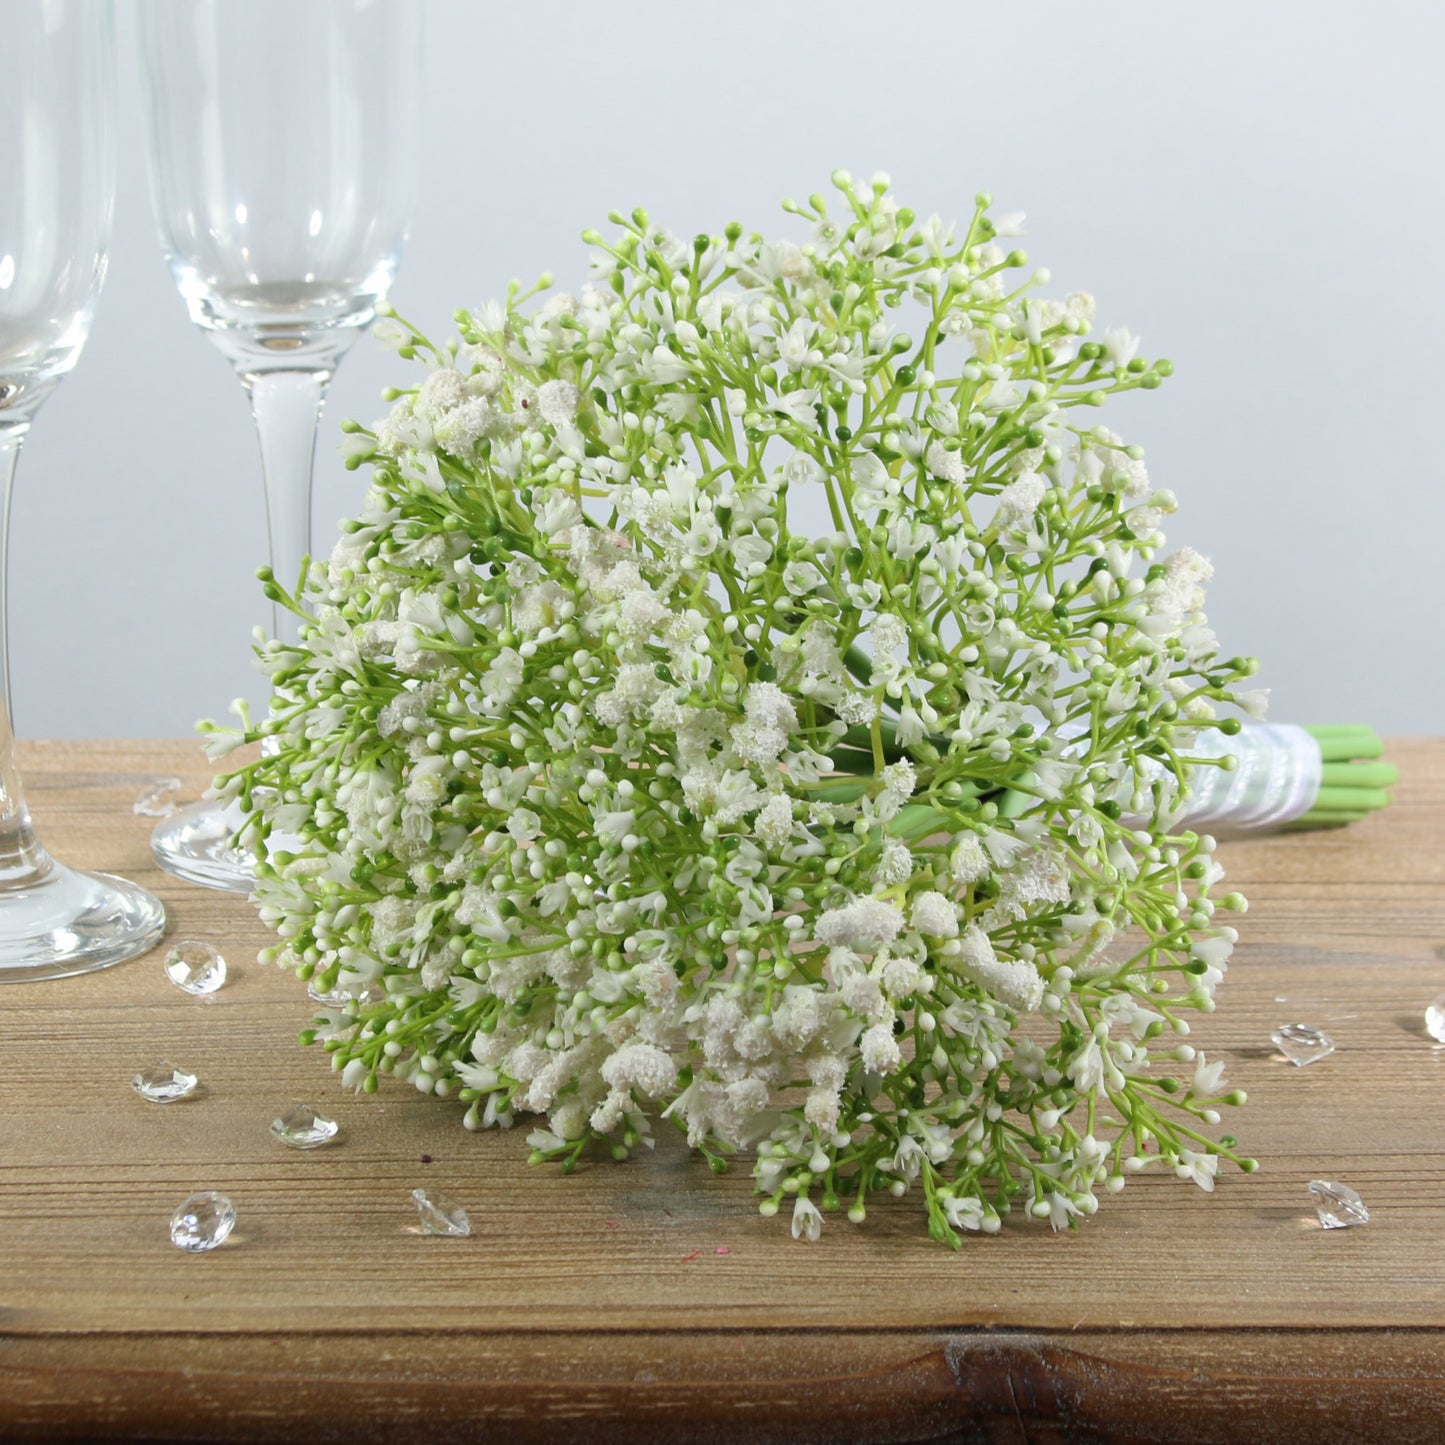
[11,0,1442,739]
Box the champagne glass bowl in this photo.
[138,0,422,891]
[0,0,166,981]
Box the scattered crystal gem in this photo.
[412,1187,470,1237]
[133,777,183,817]
[1271,1023,1334,1066]
[271,1103,340,1149]
[307,978,383,1009]
[1425,994,1445,1043]
[169,1191,237,1252]
[1308,1179,1369,1229]
[164,939,227,995]
[132,1060,199,1103]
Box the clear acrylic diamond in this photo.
[1426,995,1445,1043]
[133,777,183,817]
[412,1187,470,1237]
[271,1103,340,1149]
[307,978,383,1009]
[169,1191,237,1252]
[1308,1179,1369,1229]
[1271,1022,1334,1066]
[164,939,227,995]
[132,1060,199,1103]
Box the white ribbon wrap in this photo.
[1056,721,1322,833]
[1170,722,1322,832]
[1036,722,1322,834]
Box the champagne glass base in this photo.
[151,799,256,894]
[0,859,166,983]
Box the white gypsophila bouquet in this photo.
[216,172,1259,1246]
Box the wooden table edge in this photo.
[3,1325,1443,1443]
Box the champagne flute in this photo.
[0,0,167,981]
[138,0,422,891]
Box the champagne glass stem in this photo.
[0,424,44,881]
[246,368,331,646]
[1,424,21,728]
[146,362,334,894]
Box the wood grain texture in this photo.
[2,738,1443,1442]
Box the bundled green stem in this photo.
[1298,726,1397,828]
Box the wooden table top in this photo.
[2,738,1443,1443]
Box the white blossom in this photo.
[536,379,580,426]
[955,926,1045,1013]
[910,890,959,938]
[790,1197,823,1242]
[815,898,907,951]
[860,1021,902,1074]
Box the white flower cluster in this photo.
[228,173,1257,1247]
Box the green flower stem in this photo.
[1296,725,1394,828]
[1318,761,1397,789]
[1311,785,1392,813]
[1285,810,1368,828]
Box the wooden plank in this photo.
[2,1330,1445,1443]
[2,739,1444,1438]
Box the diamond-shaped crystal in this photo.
[169,1191,237,1252]
[133,777,183,817]
[1308,1179,1369,1229]
[1271,1022,1334,1066]
[307,978,383,1009]
[1426,995,1445,1043]
[132,1060,199,1103]
[164,939,227,995]
[271,1103,340,1149]
[412,1187,470,1237]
